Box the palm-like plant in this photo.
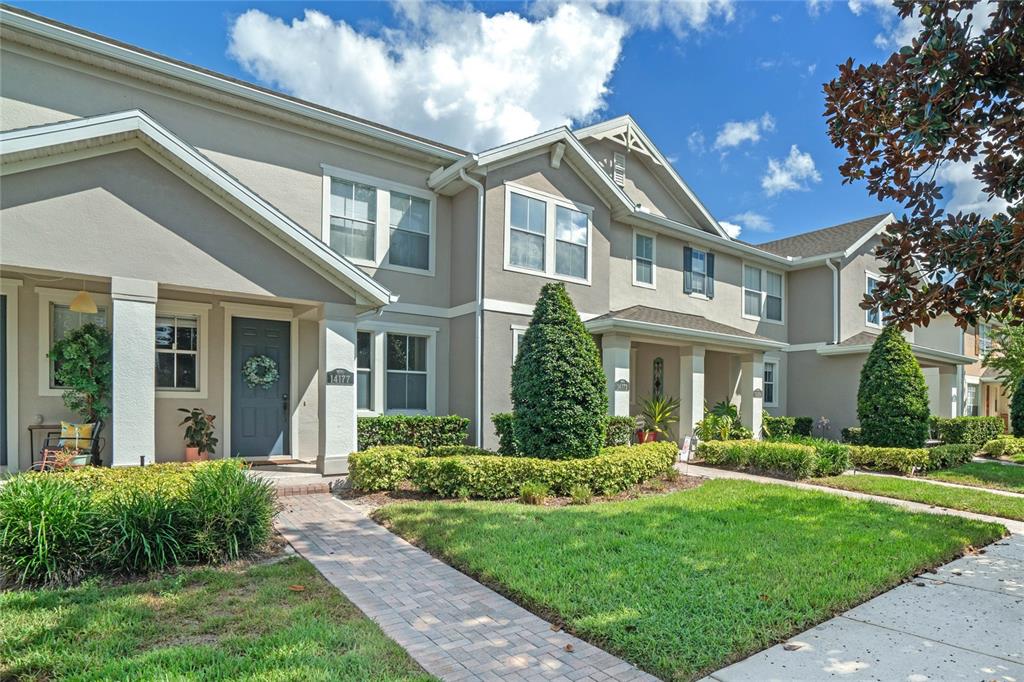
[640,395,680,441]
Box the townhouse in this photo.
[0,7,987,474]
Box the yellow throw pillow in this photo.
[59,421,95,449]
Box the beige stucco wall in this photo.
[787,265,834,345]
[785,350,864,436]
[915,315,963,354]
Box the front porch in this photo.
[588,307,788,443]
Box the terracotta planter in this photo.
[636,430,658,443]
[184,447,209,462]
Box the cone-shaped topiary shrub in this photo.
[857,326,931,447]
[511,283,607,459]
[1012,378,1024,437]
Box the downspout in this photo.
[460,169,485,447]
[825,259,840,344]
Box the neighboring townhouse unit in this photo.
[964,321,1012,428]
[0,8,978,474]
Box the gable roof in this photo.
[753,214,893,258]
[0,5,464,162]
[586,305,786,350]
[0,109,393,307]
[573,115,731,240]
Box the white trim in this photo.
[632,229,657,289]
[36,286,113,397]
[741,262,785,325]
[783,342,827,353]
[482,298,602,321]
[0,8,462,163]
[817,342,974,365]
[221,303,299,459]
[379,301,476,320]
[502,182,594,286]
[1,278,21,473]
[762,358,779,408]
[865,271,884,329]
[511,324,528,364]
[352,321,438,416]
[0,111,392,307]
[155,300,211,400]
[321,163,437,277]
[844,214,895,258]
[686,245,711,298]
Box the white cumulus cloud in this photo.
[761,145,821,195]
[227,1,734,151]
[713,112,775,150]
[848,0,996,50]
[936,159,1009,218]
[719,221,743,239]
[729,211,774,233]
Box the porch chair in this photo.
[32,420,106,471]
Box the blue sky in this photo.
[14,1,932,242]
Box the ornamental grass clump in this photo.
[857,326,931,448]
[511,283,607,460]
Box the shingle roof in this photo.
[588,306,776,342]
[836,331,881,346]
[753,214,891,258]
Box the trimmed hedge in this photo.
[0,461,274,587]
[793,417,814,437]
[763,415,795,439]
[784,436,852,476]
[926,444,977,470]
[933,416,1004,446]
[981,436,1024,458]
[350,442,677,498]
[357,415,469,452]
[696,440,820,479]
[841,427,863,445]
[493,413,637,456]
[848,445,930,474]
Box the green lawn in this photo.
[815,474,1024,520]
[0,557,433,682]
[924,461,1024,493]
[376,479,1003,681]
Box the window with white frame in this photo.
[155,315,198,390]
[356,331,372,410]
[386,333,428,411]
[690,249,708,296]
[866,274,884,327]
[763,360,778,406]
[325,167,434,273]
[743,265,783,322]
[329,178,376,262]
[50,303,108,388]
[634,232,654,286]
[966,382,979,416]
[505,185,592,283]
[512,327,527,364]
[978,323,992,355]
[509,192,546,271]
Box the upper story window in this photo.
[633,231,655,287]
[978,323,992,355]
[504,183,592,285]
[684,246,715,298]
[613,152,626,187]
[322,164,435,275]
[743,264,783,322]
[866,273,884,328]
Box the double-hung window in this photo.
[966,382,979,416]
[866,274,884,327]
[763,360,778,407]
[743,265,783,322]
[50,303,108,389]
[329,179,376,262]
[324,167,434,273]
[155,315,198,390]
[386,333,428,411]
[978,324,992,355]
[509,192,547,271]
[356,331,372,411]
[684,246,714,297]
[634,232,654,286]
[505,185,592,284]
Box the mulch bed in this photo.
[335,472,705,512]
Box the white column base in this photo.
[679,345,706,440]
[111,277,156,466]
[318,304,358,475]
[740,352,764,439]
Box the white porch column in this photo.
[110,277,156,466]
[679,345,705,440]
[602,334,631,417]
[938,366,959,418]
[318,304,358,475]
[740,352,764,439]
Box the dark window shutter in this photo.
[706,252,716,299]
[683,246,693,293]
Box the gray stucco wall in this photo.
[785,349,864,437]
[787,265,834,345]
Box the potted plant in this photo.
[177,407,218,461]
[639,395,680,442]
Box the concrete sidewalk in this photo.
[703,534,1024,681]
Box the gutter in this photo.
[825,259,840,344]
[459,168,486,447]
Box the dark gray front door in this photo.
[231,317,289,457]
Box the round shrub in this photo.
[0,475,100,586]
[857,326,931,448]
[926,443,977,470]
[1012,378,1024,437]
[511,283,607,460]
[349,446,421,491]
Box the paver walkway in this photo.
[276,494,656,682]
[678,462,1024,533]
[702,533,1024,681]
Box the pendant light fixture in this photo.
[69,280,97,314]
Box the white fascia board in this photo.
[0,110,392,307]
[586,317,788,351]
[427,154,478,191]
[842,213,895,258]
[625,211,794,268]
[817,342,973,365]
[1,9,462,164]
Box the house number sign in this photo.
[614,379,630,392]
[326,368,354,386]
[753,388,763,399]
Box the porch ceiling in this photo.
[586,305,787,351]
